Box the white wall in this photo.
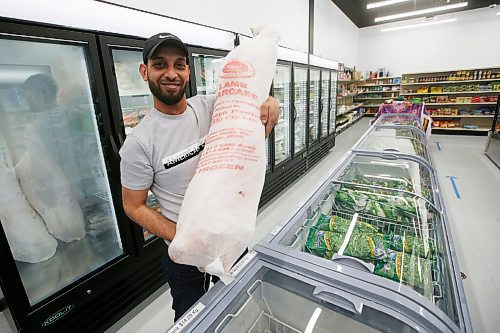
[358,7,500,76]
[106,0,310,53]
[314,0,359,68]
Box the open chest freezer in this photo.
[167,251,452,333]
[254,148,471,332]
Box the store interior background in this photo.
[1,0,499,332]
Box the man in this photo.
[119,33,279,321]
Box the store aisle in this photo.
[429,134,500,333]
[105,118,371,333]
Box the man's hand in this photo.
[260,96,280,138]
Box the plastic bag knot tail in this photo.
[250,26,280,44]
[205,257,226,277]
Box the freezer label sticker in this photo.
[42,304,74,327]
[229,250,257,278]
[167,302,205,333]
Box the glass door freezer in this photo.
[167,252,453,333]
[255,148,471,332]
[0,21,160,333]
[272,62,292,167]
[99,37,161,243]
[293,64,308,156]
[188,47,227,96]
[320,69,330,140]
[309,67,321,146]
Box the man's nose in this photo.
[164,66,177,80]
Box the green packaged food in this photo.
[374,252,433,294]
[305,229,395,262]
[385,233,433,258]
[313,214,379,235]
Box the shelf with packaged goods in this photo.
[430,115,494,118]
[362,104,381,108]
[365,76,399,80]
[401,91,500,96]
[336,103,364,116]
[359,90,400,94]
[354,97,397,100]
[401,78,500,86]
[361,83,401,87]
[425,102,496,106]
[432,127,490,132]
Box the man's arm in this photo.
[122,186,176,242]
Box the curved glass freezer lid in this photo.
[355,126,431,164]
[374,113,423,129]
[178,258,439,333]
[262,155,463,329]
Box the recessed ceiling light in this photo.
[375,2,468,22]
[367,0,412,10]
[381,18,457,32]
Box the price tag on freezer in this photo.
[229,250,257,278]
[167,302,205,333]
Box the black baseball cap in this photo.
[143,33,189,64]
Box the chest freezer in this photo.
[354,124,432,167]
[373,113,424,129]
[255,151,470,332]
[167,252,455,333]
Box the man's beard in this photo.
[148,79,187,106]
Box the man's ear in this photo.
[139,63,148,82]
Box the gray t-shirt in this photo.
[119,95,216,223]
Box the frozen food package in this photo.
[16,152,86,243]
[169,27,279,277]
[0,144,57,263]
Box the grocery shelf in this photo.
[354,97,396,100]
[365,76,399,80]
[335,115,363,135]
[359,90,400,94]
[432,127,490,132]
[337,93,361,97]
[430,115,494,118]
[400,91,500,96]
[362,105,381,107]
[401,78,500,86]
[425,102,497,106]
[336,103,364,116]
[361,83,401,87]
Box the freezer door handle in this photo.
[331,253,375,273]
[380,154,399,160]
[118,132,125,146]
[110,135,119,161]
[313,285,364,314]
[383,148,400,153]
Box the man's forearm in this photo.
[126,205,176,242]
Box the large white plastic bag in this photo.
[0,144,57,263]
[169,27,279,276]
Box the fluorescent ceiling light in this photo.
[367,0,412,10]
[381,18,457,32]
[375,2,468,22]
[497,11,500,15]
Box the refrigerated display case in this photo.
[188,48,227,96]
[101,41,161,242]
[167,251,455,333]
[485,97,500,167]
[309,68,320,145]
[293,65,308,155]
[254,122,471,331]
[320,69,330,139]
[273,63,292,166]
[0,21,167,333]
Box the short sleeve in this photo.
[205,94,217,119]
[119,135,153,190]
